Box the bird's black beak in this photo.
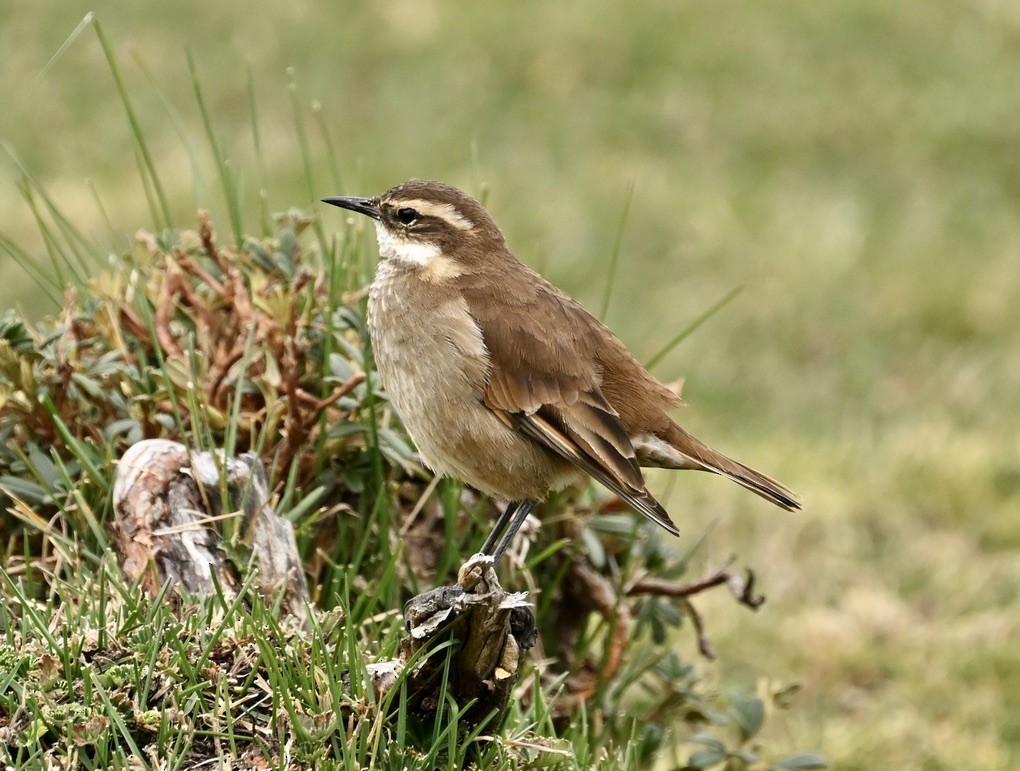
[321,196,381,220]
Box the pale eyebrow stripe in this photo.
[399,199,475,230]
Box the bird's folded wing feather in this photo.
[512,397,679,535]
[461,275,679,535]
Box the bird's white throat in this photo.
[374,222,441,267]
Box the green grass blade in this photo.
[187,50,243,246]
[247,63,272,237]
[91,676,146,760]
[470,141,489,206]
[91,14,172,232]
[287,68,328,256]
[87,178,121,248]
[11,173,75,287]
[599,179,635,322]
[223,319,258,458]
[0,145,102,275]
[132,49,207,212]
[0,232,62,305]
[644,284,744,371]
[10,12,95,115]
[39,396,108,494]
[312,99,344,194]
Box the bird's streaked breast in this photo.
[367,261,574,499]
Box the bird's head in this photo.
[323,180,505,269]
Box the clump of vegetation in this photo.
[0,17,824,770]
[0,212,823,769]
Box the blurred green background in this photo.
[2,1,1018,767]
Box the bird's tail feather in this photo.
[661,423,802,511]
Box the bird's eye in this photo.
[396,207,419,225]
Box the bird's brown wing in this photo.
[460,270,680,536]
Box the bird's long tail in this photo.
[658,423,802,511]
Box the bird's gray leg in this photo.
[488,500,537,564]
[479,500,523,556]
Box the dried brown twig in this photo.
[626,559,765,659]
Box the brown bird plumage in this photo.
[324,180,800,558]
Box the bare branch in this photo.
[626,561,765,660]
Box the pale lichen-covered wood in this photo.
[111,439,309,625]
[398,554,537,720]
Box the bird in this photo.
[323,180,800,563]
